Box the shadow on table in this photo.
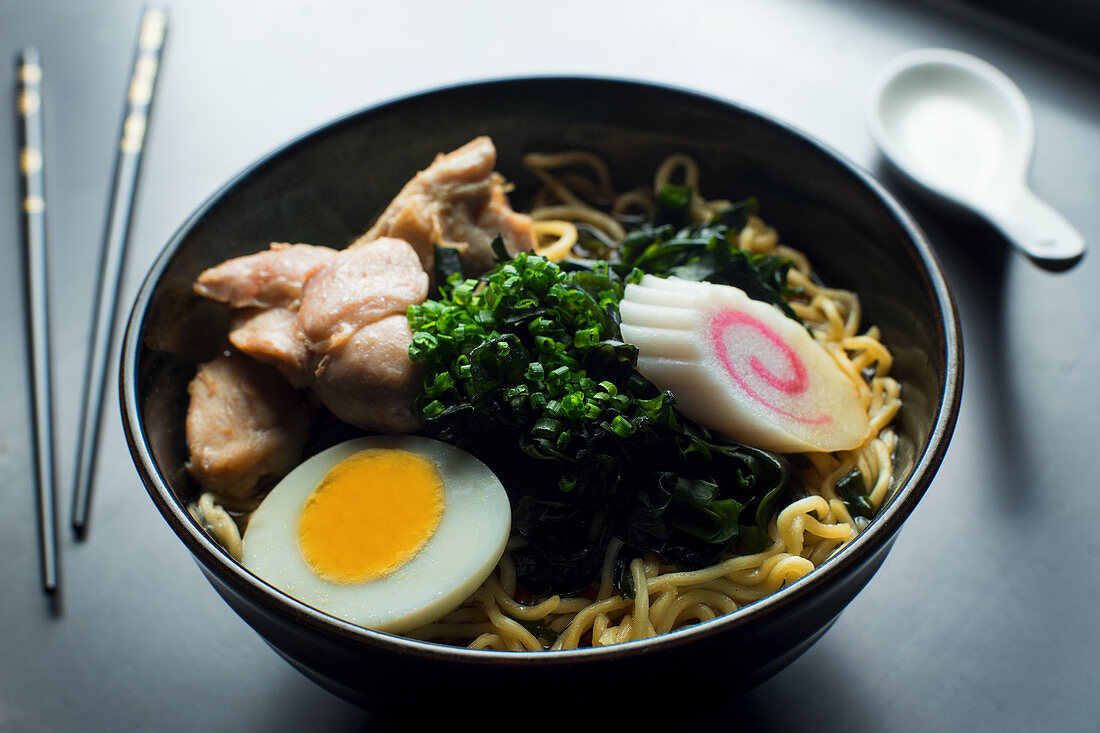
[252,676,379,731]
[310,639,876,730]
[733,641,883,730]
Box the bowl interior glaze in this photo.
[122,76,961,711]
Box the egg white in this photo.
[242,435,511,634]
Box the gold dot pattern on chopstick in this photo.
[19,63,43,84]
[138,9,168,51]
[23,195,45,213]
[20,147,43,176]
[128,56,159,105]
[18,90,41,116]
[120,113,147,153]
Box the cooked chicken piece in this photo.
[297,238,428,433]
[475,173,539,271]
[298,237,428,353]
[195,242,337,386]
[228,307,311,387]
[309,315,422,434]
[358,136,536,276]
[194,242,337,309]
[185,351,311,498]
[192,138,534,440]
[192,237,427,434]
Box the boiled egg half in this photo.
[242,436,511,634]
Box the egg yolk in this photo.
[297,449,445,584]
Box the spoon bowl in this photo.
[868,48,1085,268]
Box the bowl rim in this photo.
[120,73,963,666]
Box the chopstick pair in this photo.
[13,7,167,594]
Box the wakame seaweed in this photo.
[407,232,793,596]
[612,187,802,322]
[836,468,875,520]
[431,243,465,294]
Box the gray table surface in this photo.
[2,1,1098,730]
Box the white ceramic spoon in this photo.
[867,48,1085,266]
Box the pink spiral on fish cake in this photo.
[708,310,831,426]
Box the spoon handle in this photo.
[992,187,1085,264]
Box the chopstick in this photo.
[71,7,167,535]
[16,47,60,592]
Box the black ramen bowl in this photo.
[121,76,962,714]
